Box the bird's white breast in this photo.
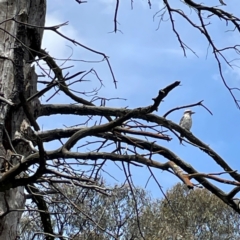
[180,114,192,130]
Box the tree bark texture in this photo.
[0,0,46,239]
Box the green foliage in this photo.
[19,183,240,239]
[139,183,240,240]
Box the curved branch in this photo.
[38,103,240,182]
[159,0,240,107]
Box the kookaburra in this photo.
[179,109,195,138]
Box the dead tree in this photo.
[0,0,240,239]
[0,0,46,239]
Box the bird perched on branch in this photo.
[179,109,195,140]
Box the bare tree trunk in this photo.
[0,1,46,238]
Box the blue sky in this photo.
[37,1,240,198]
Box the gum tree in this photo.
[138,183,240,239]
[0,0,240,239]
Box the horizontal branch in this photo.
[39,103,240,182]
[37,126,171,142]
[26,134,227,199]
[2,132,239,211]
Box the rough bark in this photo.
[0,0,46,239]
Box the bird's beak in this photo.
[191,112,195,114]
